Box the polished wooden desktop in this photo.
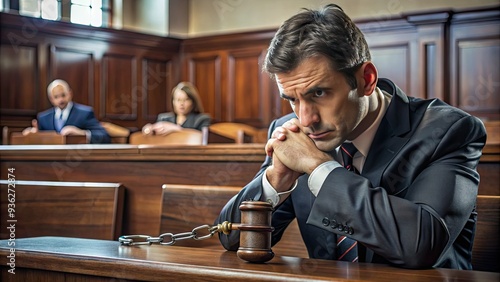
[0,237,498,281]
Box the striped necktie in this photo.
[55,112,64,132]
[337,142,359,262]
[341,142,359,174]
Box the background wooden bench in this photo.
[8,131,87,145]
[0,180,124,240]
[472,195,500,272]
[129,128,206,145]
[207,122,268,144]
[160,183,308,258]
[100,121,130,144]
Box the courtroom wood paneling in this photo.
[409,13,448,102]
[0,43,38,116]
[228,48,270,126]
[370,44,412,94]
[49,45,94,106]
[143,57,175,121]
[184,51,221,122]
[449,9,500,121]
[454,39,499,117]
[182,30,279,128]
[183,46,278,128]
[359,12,449,101]
[101,54,137,120]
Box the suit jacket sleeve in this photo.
[193,114,211,130]
[156,112,175,123]
[37,110,55,130]
[215,114,292,251]
[81,109,110,144]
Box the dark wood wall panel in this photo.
[416,25,446,101]
[143,58,173,121]
[455,39,499,119]
[181,30,278,128]
[264,66,291,120]
[424,43,438,100]
[186,53,221,122]
[49,45,94,106]
[450,10,500,121]
[370,45,410,95]
[184,47,273,127]
[228,49,266,125]
[0,43,38,116]
[360,12,450,102]
[101,54,136,120]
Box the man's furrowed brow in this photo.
[280,93,294,100]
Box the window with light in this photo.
[17,0,110,27]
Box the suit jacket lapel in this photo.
[362,79,411,190]
[48,108,57,130]
[65,104,78,126]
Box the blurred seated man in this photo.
[22,79,110,144]
[142,82,210,136]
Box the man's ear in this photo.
[361,62,377,96]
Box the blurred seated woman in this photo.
[142,82,211,136]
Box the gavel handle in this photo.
[217,221,240,235]
[217,222,274,234]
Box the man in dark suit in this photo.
[216,4,486,270]
[23,79,110,144]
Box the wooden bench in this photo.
[9,131,87,144]
[160,184,308,257]
[129,128,206,145]
[0,180,124,240]
[100,121,130,144]
[208,122,267,144]
[472,195,500,272]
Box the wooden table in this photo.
[0,237,498,281]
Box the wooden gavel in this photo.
[217,201,275,263]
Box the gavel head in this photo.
[237,201,275,263]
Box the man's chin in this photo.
[313,140,336,152]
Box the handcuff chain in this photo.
[119,223,229,246]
